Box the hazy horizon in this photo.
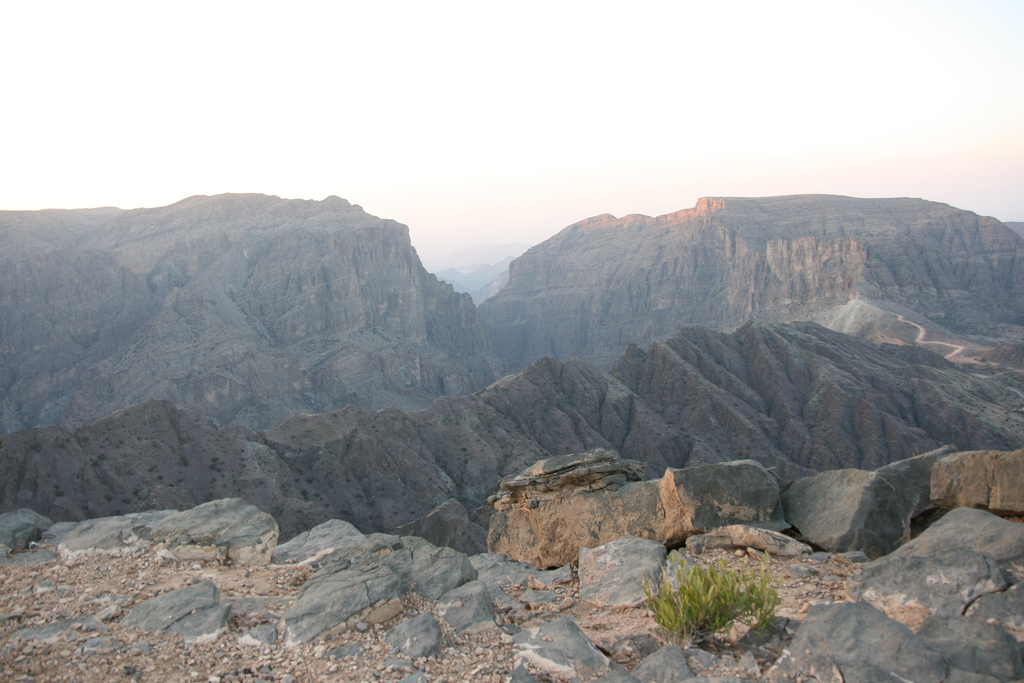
[3,2,1022,256]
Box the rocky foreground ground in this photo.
[1,536,875,683]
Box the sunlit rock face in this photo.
[0,193,500,431]
[479,195,1024,371]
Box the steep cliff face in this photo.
[0,194,499,431]
[478,195,1024,370]
[5,323,1021,537]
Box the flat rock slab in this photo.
[0,508,52,552]
[931,448,1024,514]
[379,536,477,600]
[684,525,810,557]
[768,601,948,683]
[579,535,666,608]
[385,613,443,659]
[57,510,176,558]
[284,555,403,646]
[152,498,279,565]
[781,468,917,559]
[513,616,610,681]
[632,645,693,683]
[271,518,366,564]
[14,616,105,644]
[916,614,1024,682]
[121,580,229,644]
[437,580,497,634]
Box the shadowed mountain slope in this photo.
[0,194,499,432]
[479,195,1024,370]
[3,322,1021,538]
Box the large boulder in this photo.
[488,451,785,568]
[875,445,956,517]
[848,507,1021,620]
[151,498,279,565]
[379,535,477,600]
[930,449,1024,515]
[781,468,919,558]
[393,498,488,556]
[0,509,53,552]
[57,510,176,559]
[916,615,1024,682]
[271,518,367,564]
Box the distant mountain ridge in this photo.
[0,193,500,432]
[479,195,1024,370]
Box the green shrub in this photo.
[644,553,778,646]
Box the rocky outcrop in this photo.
[930,448,1024,514]
[150,498,279,565]
[487,451,785,568]
[0,193,500,433]
[479,195,1024,371]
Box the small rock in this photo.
[385,613,443,659]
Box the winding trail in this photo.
[896,314,966,360]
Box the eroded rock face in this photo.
[930,448,1024,514]
[479,195,1024,371]
[0,193,499,433]
[487,451,785,568]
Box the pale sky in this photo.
[3,1,1023,261]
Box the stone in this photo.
[875,445,956,517]
[57,510,176,558]
[513,616,610,681]
[327,642,366,659]
[897,506,1024,567]
[489,453,785,569]
[41,521,80,546]
[437,580,497,634]
[781,467,918,559]
[848,546,1008,619]
[966,582,1024,630]
[632,645,693,683]
[469,553,571,612]
[916,614,1024,681]
[385,613,442,659]
[684,525,810,556]
[13,616,105,644]
[509,665,541,683]
[394,498,488,555]
[399,673,430,683]
[122,581,229,644]
[284,555,403,646]
[151,498,279,565]
[767,601,948,682]
[593,668,641,682]
[237,624,278,648]
[0,508,52,552]
[579,536,666,608]
[931,449,1024,514]
[82,636,122,655]
[519,588,558,609]
[1,548,57,566]
[380,535,476,600]
[271,518,367,564]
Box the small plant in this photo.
[643,553,778,646]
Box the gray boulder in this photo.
[284,555,403,647]
[875,445,955,518]
[57,510,175,558]
[781,468,917,558]
[151,498,279,565]
[394,498,488,556]
[237,624,278,648]
[633,645,693,683]
[437,580,497,634]
[122,581,229,645]
[684,525,810,556]
[469,552,571,612]
[916,614,1024,682]
[848,546,1008,618]
[931,448,1024,515]
[380,535,477,600]
[967,582,1024,630]
[513,616,610,681]
[385,613,443,659]
[271,518,366,564]
[579,536,666,608]
[768,601,948,682]
[0,508,52,552]
[897,506,1024,567]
